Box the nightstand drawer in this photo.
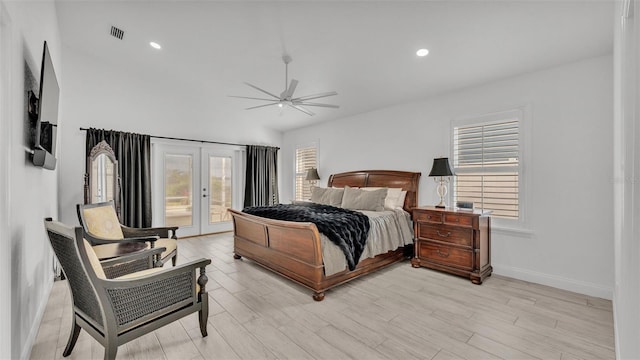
[418,242,473,270]
[443,213,473,228]
[417,224,472,247]
[413,211,442,224]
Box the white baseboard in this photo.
[612,288,620,360]
[20,278,54,360]
[493,264,613,300]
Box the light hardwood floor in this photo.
[30,232,614,360]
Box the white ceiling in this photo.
[56,0,613,132]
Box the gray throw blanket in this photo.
[243,203,370,270]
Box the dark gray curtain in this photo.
[244,145,279,207]
[86,128,152,227]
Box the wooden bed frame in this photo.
[229,170,421,301]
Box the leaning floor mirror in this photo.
[84,140,120,215]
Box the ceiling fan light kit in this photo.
[229,55,339,116]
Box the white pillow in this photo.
[362,187,403,210]
[396,191,407,209]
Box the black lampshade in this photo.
[305,168,320,181]
[428,157,455,177]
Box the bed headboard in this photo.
[327,170,421,213]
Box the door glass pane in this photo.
[209,156,232,224]
[165,154,193,227]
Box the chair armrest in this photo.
[123,235,160,243]
[100,247,166,279]
[101,258,211,290]
[84,231,159,246]
[122,225,179,239]
[101,247,165,267]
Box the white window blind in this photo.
[295,144,317,201]
[453,118,520,219]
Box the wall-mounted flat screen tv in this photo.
[33,41,59,170]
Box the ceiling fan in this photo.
[229,55,339,116]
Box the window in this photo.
[294,143,317,201]
[452,110,522,220]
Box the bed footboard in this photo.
[229,209,326,291]
[229,208,405,301]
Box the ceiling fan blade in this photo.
[245,102,279,110]
[289,104,315,116]
[293,91,338,101]
[294,101,340,109]
[280,79,299,99]
[229,95,279,101]
[244,82,280,99]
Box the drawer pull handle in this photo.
[436,230,451,237]
[427,215,432,219]
[436,249,450,258]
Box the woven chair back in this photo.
[45,221,104,327]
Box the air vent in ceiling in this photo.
[110,26,124,40]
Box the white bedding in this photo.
[321,208,414,276]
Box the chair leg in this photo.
[172,254,177,266]
[104,343,118,360]
[199,294,208,337]
[62,318,81,357]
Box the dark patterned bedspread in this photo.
[243,203,370,271]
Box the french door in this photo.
[152,141,242,237]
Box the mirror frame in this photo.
[84,140,120,214]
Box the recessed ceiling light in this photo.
[149,42,162,50]
[416,48,429,57]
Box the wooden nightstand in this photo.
[411,206,492,284]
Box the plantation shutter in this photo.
[453,119,520,219]
[295,145,317,201]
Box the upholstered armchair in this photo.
[44,218,210,360]
[77,200,179,266]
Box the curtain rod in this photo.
[79,127,279,149]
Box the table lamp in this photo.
[428,157,455,208]
[305,168,320,186]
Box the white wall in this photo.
[282,55,614,299]
[0,5,11,359]
[0,1,61,359]
[57,47,282,226]
[613,0,640,358]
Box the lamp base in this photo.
[434,177,449,209]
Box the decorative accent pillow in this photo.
[362,187,404,209]
[341,186,387,211]
[83,239,106,279]
[397,190,408,209]
[310,187,344,207]
[82,206,124,239]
